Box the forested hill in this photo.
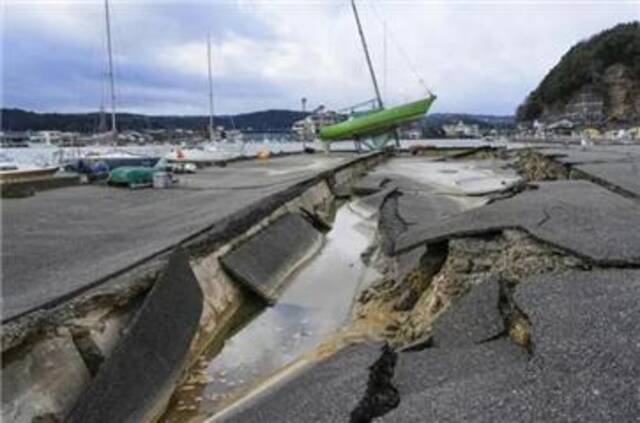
[0,108,308,133]
[516,21,640,125]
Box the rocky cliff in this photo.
[517,22,640,127]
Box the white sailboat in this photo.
[165,35,245,163]
[0,153,59,182]
[60,0,160,175]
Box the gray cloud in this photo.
[3,0,638,115]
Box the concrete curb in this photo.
[220,213,323,304]
[65,248,203,423]
[1,174,80,198]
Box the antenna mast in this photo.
[207,34,215,143]
[105,0,117,138]
[351,0,383,109]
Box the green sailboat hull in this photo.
[319,96,436,141]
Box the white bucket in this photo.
[153,172,171,189]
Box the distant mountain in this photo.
[0,108,309,133]
[516,21,640,126]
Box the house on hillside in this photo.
[545,119,575,136]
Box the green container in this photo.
[108,166,155,187]
[319,96,436,141]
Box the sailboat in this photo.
[63,0,160,178]
[319,0,435,149]
[165,35,245,163]
[0,153,59,183]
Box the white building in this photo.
[442,121,480,138]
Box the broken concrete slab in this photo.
[431,277,504,348]
[382,338,528,422]
[394,338,527,396]
[512,269,640,422]
[220,213,323,304]
[396,180,640,265]
[350,185,398,219]
[537,147,639,165]
[396,192,460,226]
[378,194,407,256]
[574,161,640,198]
[370,157,522,196]
[351,174,391,196]
[2,329,91,423]
[381,269,640,422]
[515,269,640,374]
[220,343,386,423]
[66,248,203,423]
[393,246,426,283]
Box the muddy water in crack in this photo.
[163,203,381,422]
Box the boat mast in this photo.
[207,34,215,143]
[105,0,117,139]
[350,0,383,109]
[383,21,387,100]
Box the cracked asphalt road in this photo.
[219,147,640,422]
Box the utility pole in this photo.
[351,0,383,110]
[207,34,215,143]
[105,0,117,140]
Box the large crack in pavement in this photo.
[213,151,640,422]
[512,148,640,201]
[353,228,587,351]
[349,346,400,423]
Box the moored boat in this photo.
[0,155,59,183]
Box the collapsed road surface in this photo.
[214,145,640,423]
[3,144,640,423]
[2,154,356,321]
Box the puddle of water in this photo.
[163,203,380,422]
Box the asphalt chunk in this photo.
[380,269,640,422]
[381,338,528,422]
[396,192,459,226]
[221,343,387,423]
[351,174,392,196]
[396,180,640,265]
[431,277,504,348]
[575,161,640,198]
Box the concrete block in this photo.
[220,213,323,304]
[65,248,203,423]
[432,277,504,347]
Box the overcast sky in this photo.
[2,0,638,116]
